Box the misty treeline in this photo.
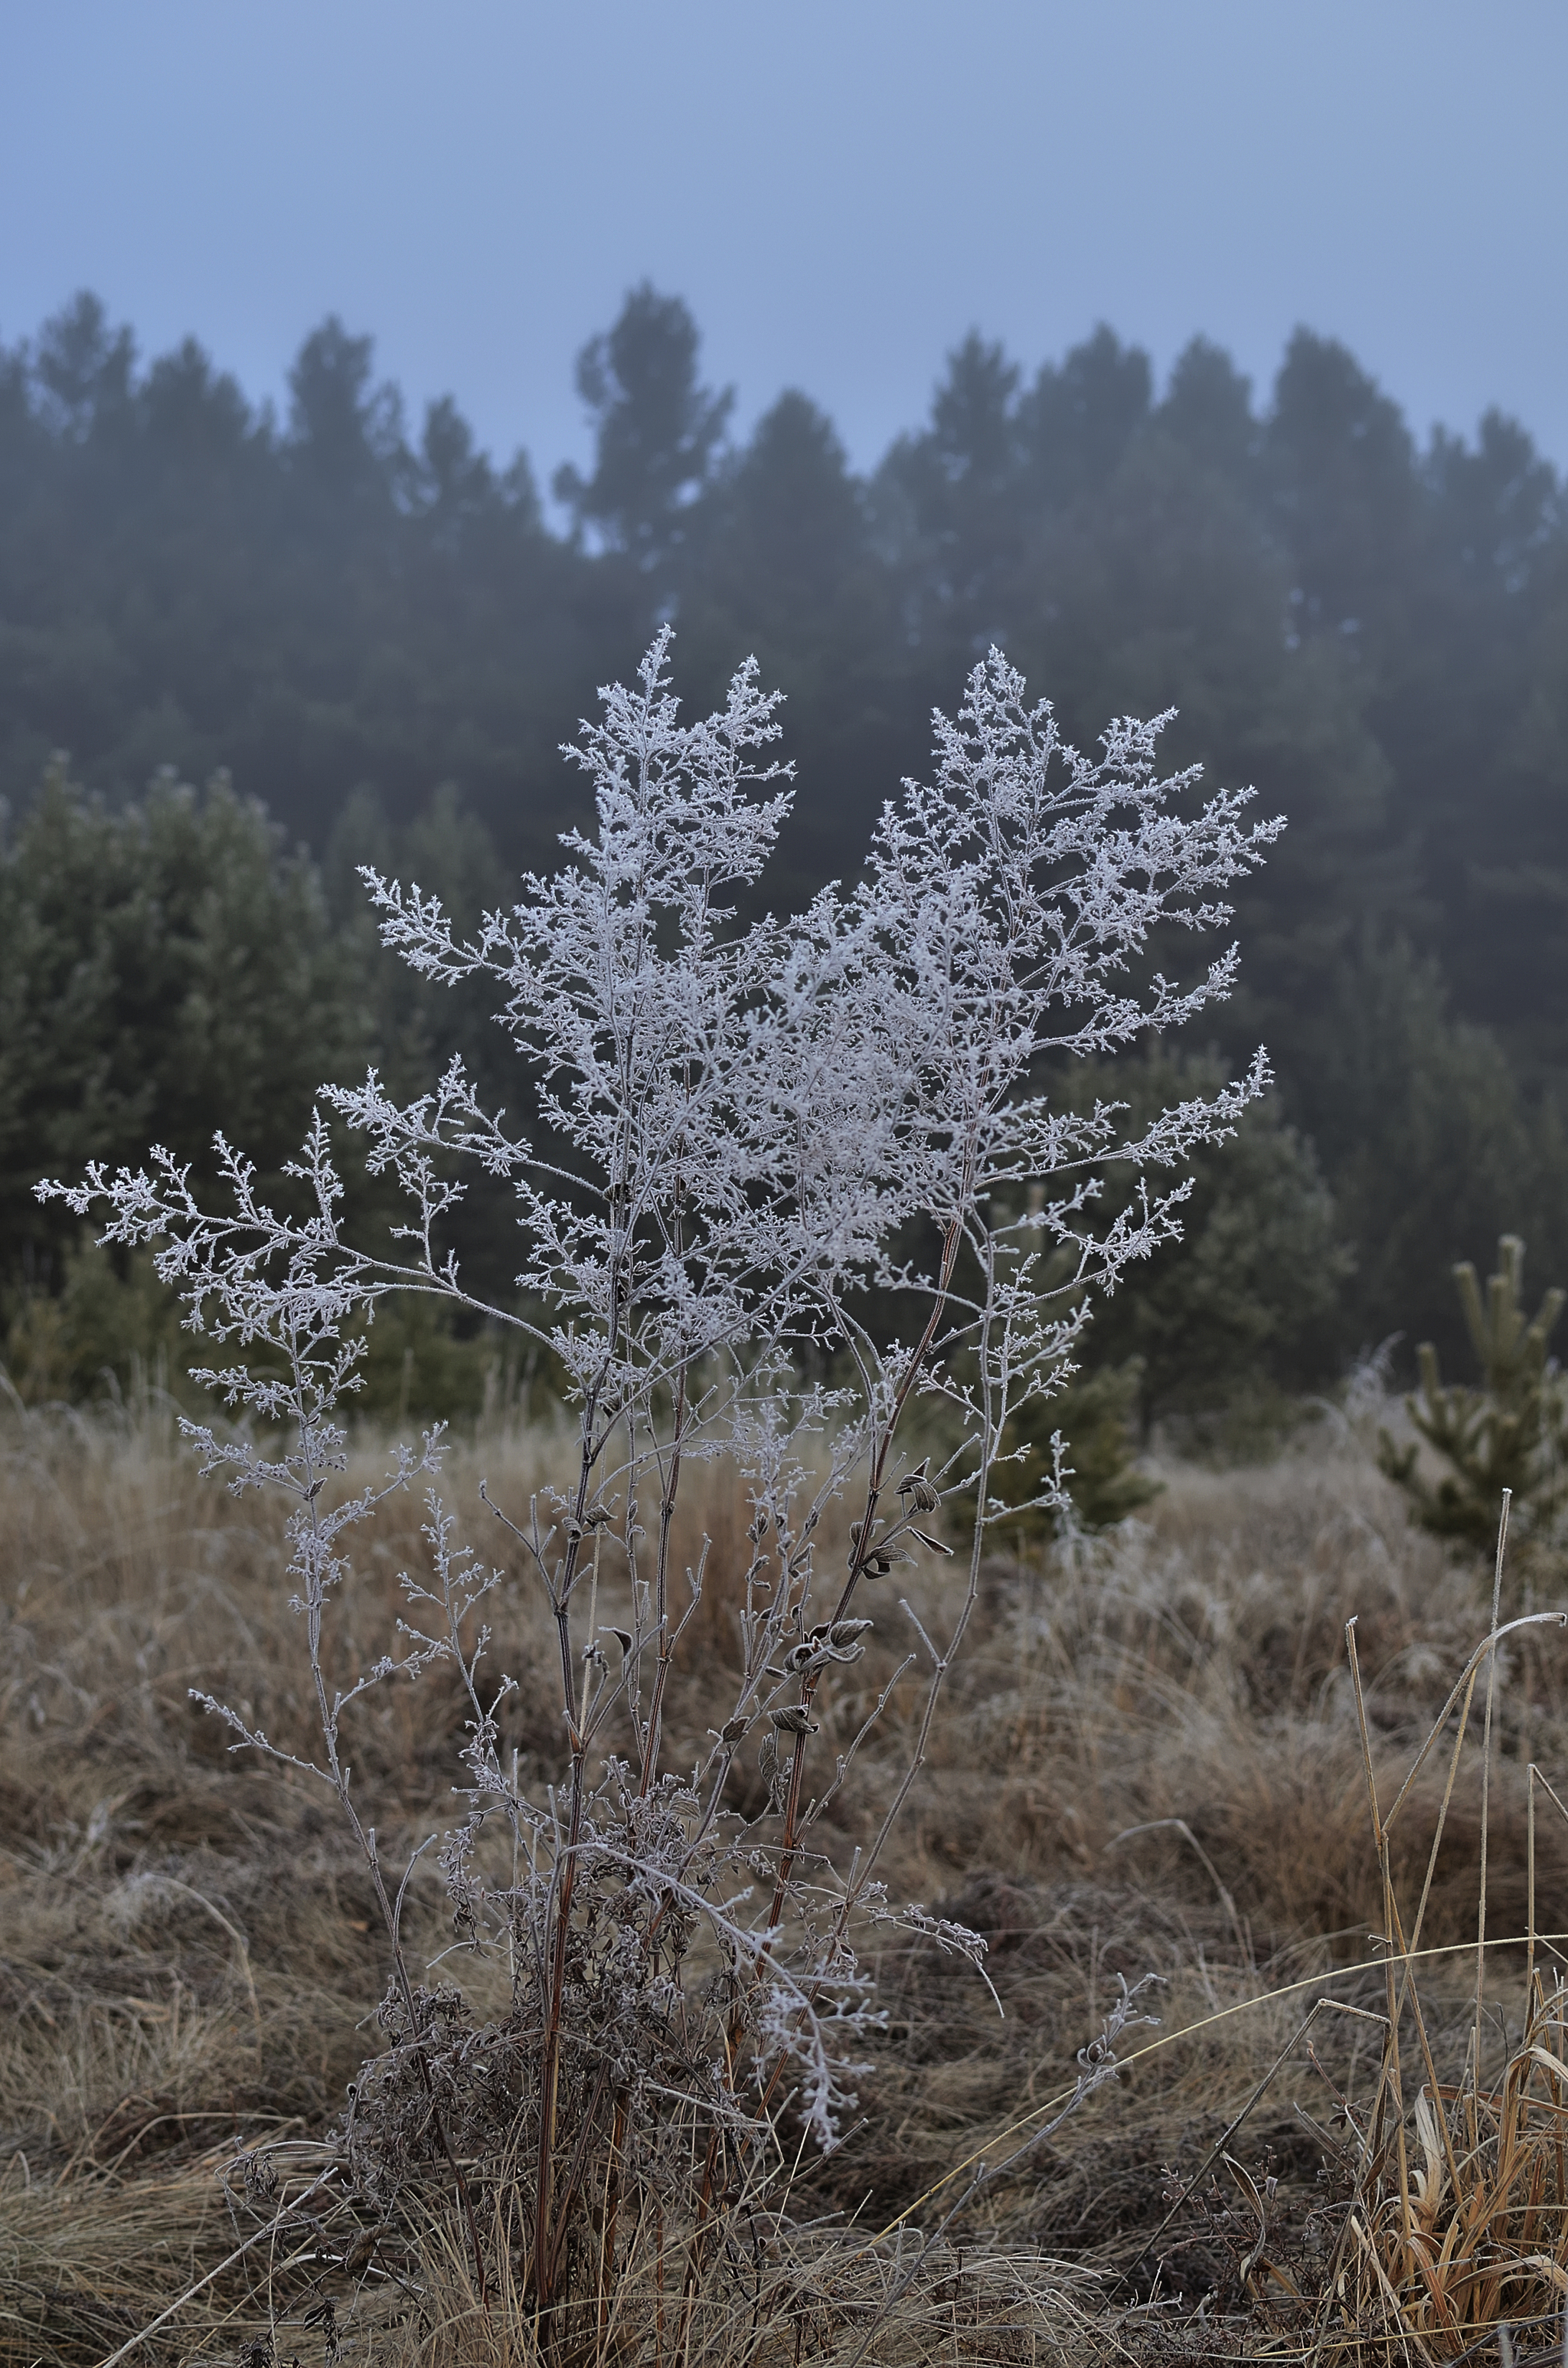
[3,286,1566,1422]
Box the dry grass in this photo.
[5,1392,1568,2363]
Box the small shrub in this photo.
[43,636,1277,2330]
[1378,1233,1568,1558]
[963,1355,1159,1539]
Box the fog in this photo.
[4,0,1564,482]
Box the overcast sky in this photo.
[4,1,1565,492]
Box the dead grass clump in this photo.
[385,2192,1112,2368]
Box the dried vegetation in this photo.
[7,1396,1568,2361]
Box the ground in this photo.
[3,1398,1564,2363]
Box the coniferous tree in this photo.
[1300,937,1568,1359]
[553,283,733,596]
[1378,1235,1568,1558]
[3,285,1568,1403]
[681,390,900,895]
[0,761,361,1380]
[1048,1049,1351,1431]
[1266,329,1423,654]
[1021,322,1152,510]
[1156,335,1258,484]
[874,332,1028,671]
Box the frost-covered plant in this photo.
[41,634,1279,2324]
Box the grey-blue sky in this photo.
[3,0,1564,489]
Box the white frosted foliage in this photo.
[41,635,1279,2251]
